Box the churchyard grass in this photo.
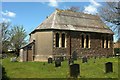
[2,57,119,78]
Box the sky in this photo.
[1,0,117,42]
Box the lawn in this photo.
[2,57,119,78]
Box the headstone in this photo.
[82,56,87,63]
[68,58,74,65]
[59,56,64,62]
[93,56,96,63]
[55,59,61,67]
[72,51,77,60]
[10,57,17,62]
[105,62,113,73]
[70,64,80,78]
[48,57,52,63]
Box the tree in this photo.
[9,25,27,57]
[99,1,120,41]
[1,22,11,53]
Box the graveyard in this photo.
[2,56,119,78]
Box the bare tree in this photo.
[1,22,11,53]
[99,1,120,41]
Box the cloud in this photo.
[84,5,98,14]
[83,0,101,15]
[90,0,101,7]
[48,0,58,7]
[2,10,16,18]
[0,18,11,23]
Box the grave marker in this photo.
[105,62,113,73]
[82,56,87,63]
[10,57,17,62]
[59,56,64,62]
[70,64,80,78]
[48,57,52,63]
[55,59,61,67]
[72,51,77,60]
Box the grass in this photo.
[2,57,119,78]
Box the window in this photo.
[106,36,108,48]
[62,33,65,47]
[86,35,89,48]
[102,36,104,48]
[108,38,111,48]
[81,35,84,48]
[56,33,59,47]
[101,36,110,48]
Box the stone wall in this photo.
[53,31,113,58]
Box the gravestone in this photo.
[82,56,87,63]
[68,58,74,65]
[55,59,61,67]
[72,51,77,60]
[94,56,97,63]
[59,56,64,62]
[105,62,113,73]
[48,57,52,64]
[70,64,80,78]
[10,57,17,62]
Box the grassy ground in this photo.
[2,57,119,78]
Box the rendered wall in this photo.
[34,31,53,61]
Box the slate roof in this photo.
[31,9,114,34]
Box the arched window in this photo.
[62,33,65,47]
[56,33,59,47]
[86,35,89,48]
[81,34,84,48]
[106,36,108,48]
[102,36,104,48]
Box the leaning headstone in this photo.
[82,56,87,63]
[72,51,77,60]
[48,57,52,64]
[55,59,61,67]
[70,64,80,78]
[105,62,113,73]
[68,58,74,65]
